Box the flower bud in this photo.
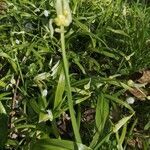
[55,0,72,27]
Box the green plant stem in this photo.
[60,26,81,143]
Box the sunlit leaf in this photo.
[113,114,134,133]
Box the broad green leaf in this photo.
[34,72,51,81]
[39,110,53,122]
[120,82,132,90]
[0,101,6,115]
[71,87,90,95]
[119,124,127,145]
[75,95,91,105]
[84,79,91,90]
[21,12,32,18]
[51,60,61,79]
[54,67,65,109]
[30,138,92,150]
[90,94,109,148]
[0,93,11,101]
[113,114,134,133]
[95,94,109,130]
[0,80,6,87]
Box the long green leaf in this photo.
[90,93,109,148]
[113,114,134,133]
[104,94,134,113]
[107,27,129,37]
[119,124,127,145]
[54,67,65,109]
[0,93,11,101]
[30,138,92,150]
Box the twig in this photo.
[9,76,20,129]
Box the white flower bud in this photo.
[42,89,48,97]
[126,97,135,104]
[44,10,49,17]
[34,8,40,12]
[15,39,20,44]
[46,110,53,121]
[10,77,16,85]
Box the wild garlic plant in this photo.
[52,0,81,143]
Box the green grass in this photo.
[0,0,150,149]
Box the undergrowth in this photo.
[0,0,150,149]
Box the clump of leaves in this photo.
[0,0,150,149]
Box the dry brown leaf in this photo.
[129,88,148,100]
[136,137,143,149]
[128,70,150,100]
[127,138,136,148]
[137,70,150,84]
[0,0,7,14]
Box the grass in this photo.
[0,0,150,149]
